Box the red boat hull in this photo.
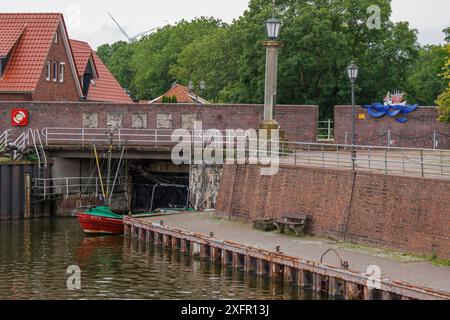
[77,213,124,235]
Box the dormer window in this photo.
[46,61,51,81]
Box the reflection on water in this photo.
[0,218,322,300]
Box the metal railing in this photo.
[32,176,127,199]
[13,127,450,179]
[318,119,334,140]
[274,141,450,179]
[10,130,31,160]
[42,127,181,147]
[343,130,450,150]
[0,129,11,152]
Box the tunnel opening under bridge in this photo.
[129,160,190,213]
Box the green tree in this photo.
[407,45,448,105]
[444,27,450,43]
[437,45,450,122]
[97,41,136,95]
[130,17,223,100]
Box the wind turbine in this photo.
[108,12,160,43]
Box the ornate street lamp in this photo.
[261,15,283,130]
[188,80,206,103]
[347,61,359,84]
[347,61,359,170]
[265,18,282,40]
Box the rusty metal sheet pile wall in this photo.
[0,163,51,219]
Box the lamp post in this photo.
[188,80,205,103]
[261,16,282,130]
[347,61,359,170]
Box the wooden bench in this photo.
[273,214,309,236]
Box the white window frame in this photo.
[52,61,58,82]
[46,61,51,81]
[59,62,65,83]
[54,32,58,44]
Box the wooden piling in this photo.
[171,237,179,250]
[257,259,269,276]
[328,277,337,297]
[283,265,297,285]
[138,228,145,241]
[232,252,244,269]
[145,230,152,243]
[210,247,221,263]
[363,286,374,300]
[270,262,282,280]
[382,291,392,300]
[244,255,256,273]
[180,239,189,254]
[345,282,362,300]
[154,232,161,246]
[200,244,209,259]
[162,234,171,248]
[297,269,305,288]
[124,224,130,237]
[190,242,201,257]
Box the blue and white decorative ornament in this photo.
[363,91,418,123]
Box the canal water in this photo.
[0,218,323,300]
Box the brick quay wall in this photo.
[216,164,450,259]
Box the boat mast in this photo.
[106,126,114,202]
[109,144,126,203]
[93,144,106,201]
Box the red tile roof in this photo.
[0,13,63,92]
[0,25,25,57]
[149,84,208,104]
[70,39,133,103]
[69,39,94,77]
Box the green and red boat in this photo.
[77,206,124,235]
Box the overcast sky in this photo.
[2,0,449,49]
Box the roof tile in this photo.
[0,13,62,92]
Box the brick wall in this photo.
[0,102,318,142]
[0,93,32,101]
[32,27,80,101]
[216,164,450,259]
[334,105,450,149]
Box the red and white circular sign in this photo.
[11,109,29,126]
